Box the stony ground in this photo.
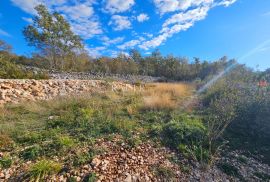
[0,79,136,105]
[1,79,270,182]
[1,135,236,182]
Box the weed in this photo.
[20,145,42,160]
[0,155,12,169]
[28,160,61,181]
[152,164,175,180]
[56,136,76,150]
[83,173,97,182]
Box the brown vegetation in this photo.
[142,83,194,110]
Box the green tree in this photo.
[23,5,83,70]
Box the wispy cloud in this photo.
[0,28,11,37]
[22,17,33,23]
[109,15,132,31]
[101,36,125,46]
[139,0,237,50]
[104,0,135,14]
[86,46,106,58]
[10,0,237,56]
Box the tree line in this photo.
[0,4,265,82]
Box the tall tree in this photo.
[23,5,83,70]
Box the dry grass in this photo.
[142,83,194,110]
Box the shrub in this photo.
[0,55,48,79]
[28,160,61,181]
[160,114,206,149]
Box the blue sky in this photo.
[0,0,270,70]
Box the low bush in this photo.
[0,56,49,79]
[160,114,206,149]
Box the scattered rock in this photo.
[0,79,136,105]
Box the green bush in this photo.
[160,114,206,149]
[0,56,48,79]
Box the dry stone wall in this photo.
[0,79,135,105]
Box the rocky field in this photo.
[0,79,136,105]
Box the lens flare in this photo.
[182,39,270,110]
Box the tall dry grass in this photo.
[142,83,194,110]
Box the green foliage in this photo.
[0,56,48,79]
[83,173,97,182]
[28,160,61,181]
[73,152,92,167]
[20,145,42,160]
[55,135,76,150]
[23,5,83,70]
[0,155,12,169]
[160,114,206,149]
[0,40,49,79]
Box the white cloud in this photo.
[109,15,132,31]
[117,39,140,50]
[10,0,237,54]
[104,0,135,13]
[137,13,149,22]
[56,3,102,38]
[86,46,106,58]
[22,17,33,23]
[143,33,153,38]
[162,6,210,28]
[11,0,102,39]
[11,0,41,14]
[56,4,94,20]
[139,0,236,50]
[153,0,213,15]
[101,36,125,46]
[0,29,11,37]
[72,21,102,39]
[216,0,237,7]
[153,0,179,14]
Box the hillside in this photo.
[1,80,270,181]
